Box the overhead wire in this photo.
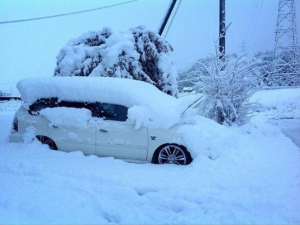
[244,0,258,42]
[256,8,277,52]
[0,0,139,25]
[249,0,264,49]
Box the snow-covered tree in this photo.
[272,48,300,86]
[54,26,178,97]
[253,50,274,86]
[193,51,259,126]
[254,49,300,87]
[131,26,177,96]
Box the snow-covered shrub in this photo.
[195,53,259,126]
[178,54,239,91]
[54,26,178,97]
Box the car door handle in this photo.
[52,125,59,129]
[99,129,108,133]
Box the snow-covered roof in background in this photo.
[17,77,177,108]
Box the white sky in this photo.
[0,0,300,91]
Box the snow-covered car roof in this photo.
[17,77,201,130]
[17,77,178,108]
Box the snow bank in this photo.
[251,88,300,119]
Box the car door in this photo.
[93,103,148,160]
[45,102,96,155]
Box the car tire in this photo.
[36,135,58,150]
[152,144,192,165]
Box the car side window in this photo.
[92,102,128,122]
[59,101,94,112]
[29,98,59,115]
[29,98,94,115]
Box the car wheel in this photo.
[153,144,192,165]
[36,135,58,150]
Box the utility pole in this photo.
[158,0,177,36]
[272,0,300,86]
[219,0,226,60]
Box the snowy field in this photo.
[0,89,300,224]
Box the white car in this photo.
[10,77,195,165]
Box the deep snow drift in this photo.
[0,88,300,224]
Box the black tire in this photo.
[36,135,58,150]
[152,144,192,165]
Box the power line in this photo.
[255,8,277,51]
[249,0,264,47]
[0,0,139,25]
[244,0,258,41]
[248,0,260,44]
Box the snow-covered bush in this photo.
[178,54,239,91]
[195,53,259,126]
[54,26,178,97]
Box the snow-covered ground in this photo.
[0,88,300,224]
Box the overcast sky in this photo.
[0,0,300,91]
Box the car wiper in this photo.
[180,96,204,118]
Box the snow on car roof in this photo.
[17,77,200,130]
[17,77,178,108]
